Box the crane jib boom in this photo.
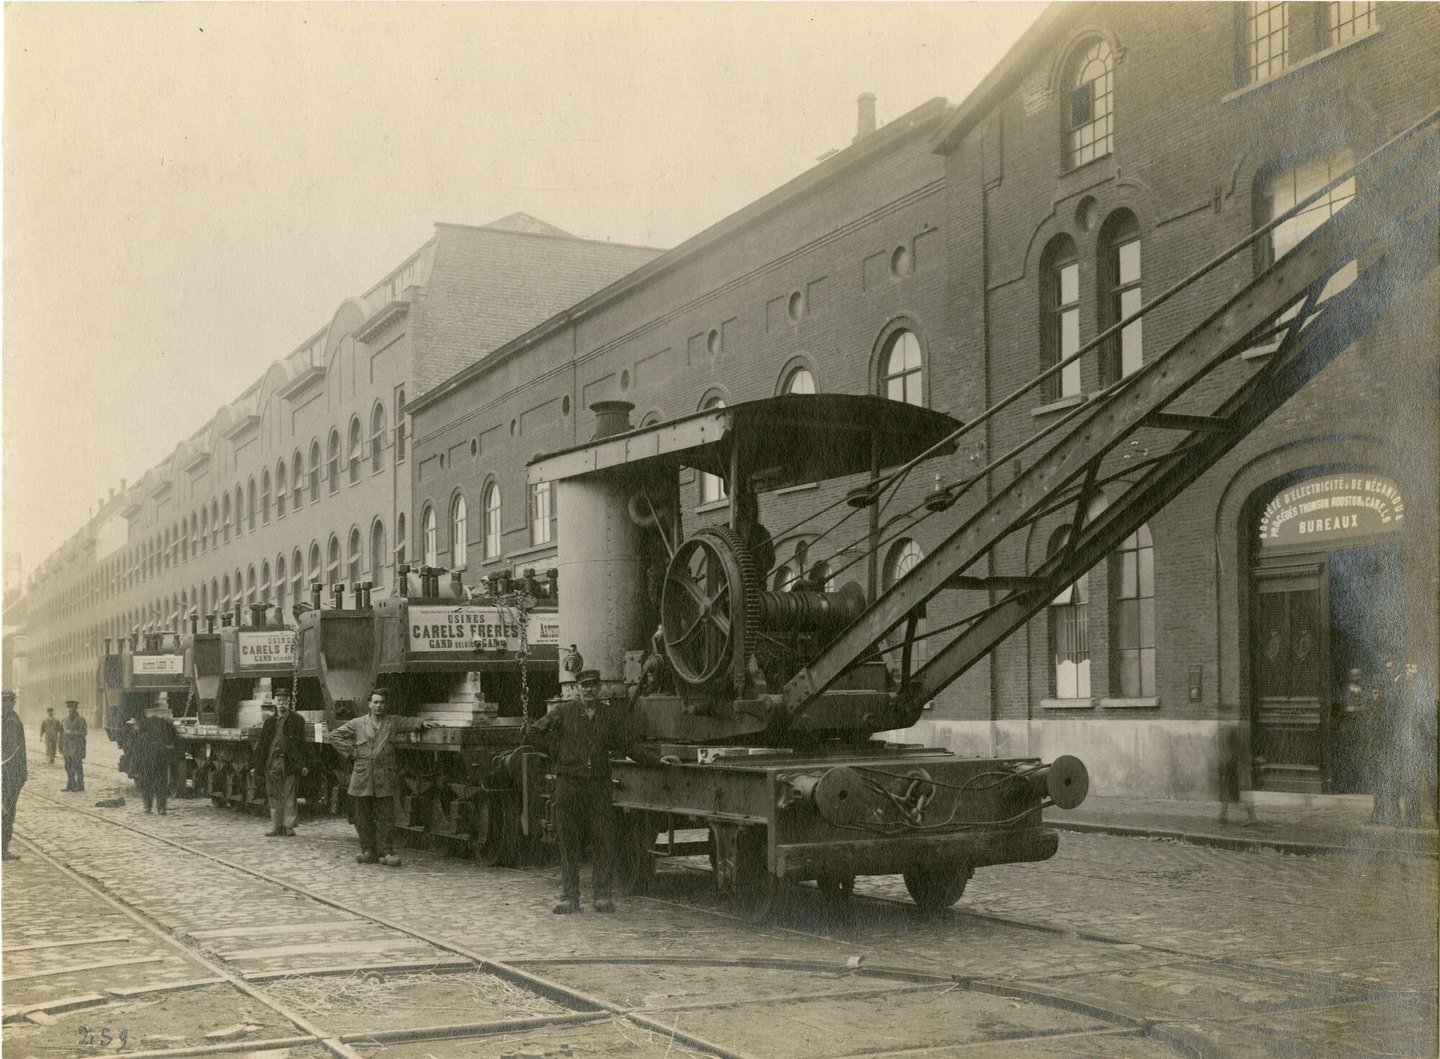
[782,109,1440,719]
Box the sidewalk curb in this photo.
[1054,820,1438,861]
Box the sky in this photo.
[2,1,1044,586]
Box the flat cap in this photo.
[576,669,602,684]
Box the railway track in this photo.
[5,748,1430,1058]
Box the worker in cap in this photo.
[516,664,675,915]
[132,698,178,815]
[2,691,27,860]
[60,700,88,793]
[39,706,63,766]
[254,686,306,837]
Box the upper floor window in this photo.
[396,389,408,463]
[1328,1,1375,44]
[783,366,816,395]
[222,494,233,543]
[327,430,341,495]
[1067,38,1114,168]
[309,441,321,501]
[1047,527,1090,699]
[348,417,363,485]
[235,486,246,536]
[260,470,272,525]
[699,396,728,504]
[348,527,362,584]
[451,494,468,569]
[307,543,321,587]
[422,505,438,568]
[1243,1,1289,82]
[883,538,927,669]
[483,483,503,560]
[1040,236,1082,402]
[327,535,341,584]
[395,512,407,568]
[276,461,288,518]
[370,403,387,473]
[370,520,387,590]
[530,482,554,546]
[246,478,257,532]
[1099,211,1143,386]
[1111,524,1155,697]
[880,330,923,406]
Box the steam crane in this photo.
[520,110,1439,919]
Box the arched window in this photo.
[293,449,305,508]
[327,534,341,584]
[1099,210,1143,386]
[221,574,232,613]
[235,486,245,536]
[395,513,407,568]
[1067,38,1114,168]
[451,494,469,568]
[211,500,220,548]
[246,478,257,532]
[260,562,271,606]
[530,482,554,546]
[1047,526,1091,699]
[275,555,287,619]
[276,460,288,518]
[422,505,438,567]
[395,389,407,462]
[483,483,502,560]
[884,539,927,668]
[327,430,341,495]
[261,470,272,525]
[308,542,321,586]
[370,519,387,590]
[699,396,728,504]
[210,578,219,615]
[783,366,816,395]
[348,417,362,485]
[371,403,387,473]
[880,330,923,406]
[222,494,232,543]
[348,527,362,584]
[200,509,209,553]
[1111,524,1155,697]
[292,548,305,607]
[200,582,209,616]
[1040,235,1081,402]
[246,566,257,607]
[309,440,321,500]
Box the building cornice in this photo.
[355,300,410,343]
[276,365,327,401]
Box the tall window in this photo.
[276,461,287,518]
[884,539,927,668]
[309,441,321,500]
[1041,236,1082,402]
[370,520,387,590]
[292,549,304,607]
[881,330,923,406]
[222,494,232,543]
[348,417,362,484]
[246,566,257,606]
[327,535,341,584]
[370,403,387,473]
[1067,39,1114,167]
[1048,527,1091,699]
[1111,524,1155,697]
[1100,211,1143,386]
[483,483,502,560]
[348,527,362,584]
[308,542,321,587]
[395,390,407,462]
[261,470,272,525]
[247,478,257,532]
[327,430,341,495]
[450,494,468,569]
[395,513,407,568]
[1328,1,1375,44]
[783,366,816,395]
[236,487,246,536]
[530,482,554,546]
[275,555,287,619]
[222,575,231,614]
[422,505,438,567]
[1244,1,1289,82]
[699,396,728,504]
[261,562,271,606]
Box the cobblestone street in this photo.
[2,744,1434,1057]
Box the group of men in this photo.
[1,693,90,860]
[1345,659,1437,828]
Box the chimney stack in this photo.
[854,93,877,143]
[590,400,635,441]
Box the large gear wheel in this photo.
[661,526,760,694]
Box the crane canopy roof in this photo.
[528,394,963,492]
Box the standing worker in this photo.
[254,686,306,837]
[518,668,673,915]
[328,688,438,866]
[131,701,178,814]
[39,707,62,766]
[2,691,28,861]
[60,700,88,793]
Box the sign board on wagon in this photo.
[238,630,297,668]
[408,605,560,653]
[134,654,185,675]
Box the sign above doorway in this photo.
[1258,473,1405,549]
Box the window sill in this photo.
[507,542,557,562]
[1030,394,1087,418]
[1040,697,1095,711]
[1101,696,1161,710]
[696,499,730,514]
[1222,27,1381,105]
[774,482,819,496]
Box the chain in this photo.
[506,590,536,741]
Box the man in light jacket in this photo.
[328,688,437,866]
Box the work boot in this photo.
[284,827,295,836]
[553,899,580,915]
[265,829,284,837]
[356,852,378,864]
[380,854,402,867]
[593,898,616,914]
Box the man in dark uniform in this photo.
[2,691,28,860]
[131,701,178,814]
[254,686,306,837]
[39,707,62,765]
[60,700,88,793]
[520,669,672,914]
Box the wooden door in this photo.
[1253,562,1326,792]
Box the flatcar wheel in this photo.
[615,811,656,895]
[902,864,972,915]
[733,828,781,924]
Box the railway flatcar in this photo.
[97,632,191,779]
